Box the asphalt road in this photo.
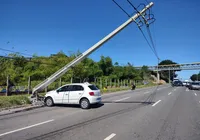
[1,85,200,140]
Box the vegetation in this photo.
[0,51,152,89]
[0,52,161,109]
[158,60,179,82]
[0,95,30,109]
[190,73,200,81]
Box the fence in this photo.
[0,76,150,96]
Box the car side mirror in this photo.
[56,90,59,93]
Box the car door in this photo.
[55,85,70,104]
[60,85,70,104]
[68,85,84,104]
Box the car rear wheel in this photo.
[80,98,90,109]
[45,97,54,107]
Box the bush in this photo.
[0,95,31,109]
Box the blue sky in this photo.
[0,0,200,80]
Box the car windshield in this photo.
[88,85,99,90]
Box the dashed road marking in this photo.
[168,92,172,95]
[194,93,197,96]
[104,133,116,140]
[152,100,161,107]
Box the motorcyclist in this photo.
[131,82,136,90]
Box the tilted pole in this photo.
[32,2,154,96]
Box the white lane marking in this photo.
[144,91,149,94]
[115,97,130,102]
[186,88,189,91]
[168,92,172,95]
[152,100,161,107]
[104,133,116,140]
[199,101,200,103]
[0,119,54,137]
[194,93,197,96]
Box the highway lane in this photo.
[0,85,162,137]
[3,85,199,140]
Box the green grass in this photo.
[101,87,130,93]
[0,95,31,109]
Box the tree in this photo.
[0,51,154,88]
[140,65,151,80]
[98,56,113,76]
[158,59,179,82]
[190,73,200,81]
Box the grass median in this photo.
[0,95,30,109]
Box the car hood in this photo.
[45,90,56,96]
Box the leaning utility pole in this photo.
[32,2,154,99]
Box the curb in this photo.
[0,105,44,116]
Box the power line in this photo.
[112,0,159,60]
[0,55,57,66]
[0,47,33,57]
[112,0,131,17]
[127,0,159,60]
[138,27,159,60]
[146,26,159,58]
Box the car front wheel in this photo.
[45,97,54,107]
[80,99,90,109]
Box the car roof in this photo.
[62,82,92,86]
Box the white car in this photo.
[44,82,101,109]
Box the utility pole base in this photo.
[29,93,45,106]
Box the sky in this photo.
[0,0,200,80]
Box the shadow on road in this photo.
[102,101,155,104]
[53,103,104,109]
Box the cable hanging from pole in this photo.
[112,0,159,60]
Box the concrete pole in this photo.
[28,76,31,95]
[118,79,120,87]
[157,59,160,84]
[71,77,73,83]
[157,71,159,84]
[59,78,62,87]
[6,75,10,96]
[169,69,171,83]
